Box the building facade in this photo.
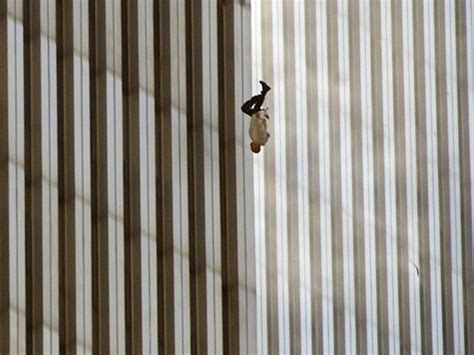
[1,0,256,353]
[1,0,474,354]
[252,0,473,354]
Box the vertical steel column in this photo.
[24,0,43,352]
[369,1,390,353]
[391,0,411,352]
[327,1,346,353]
[217,0,255,353]
[121,0,142,353]
[0,1,9,351]
[281,1,301,352]
[154,0,175,352]
[218,1,240,353]
[433,1,455,353]
[185,0,209,353]
[261,1,280,352]
[455,1,474,353]
[305,0,324,350]
[56,0,77,352]
[412,1,432,353]
[89,0,110,352]
[348,1,368,353]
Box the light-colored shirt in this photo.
[249,111,270,146]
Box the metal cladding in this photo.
[1,0,474,354]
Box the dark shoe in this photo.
[259,80,271,94]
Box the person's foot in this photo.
[259,80,271,94]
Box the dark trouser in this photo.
[241,93,266,116]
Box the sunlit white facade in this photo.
[252,0,474,354]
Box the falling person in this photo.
[241,81,271,154]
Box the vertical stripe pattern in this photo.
[23,0,43,352]
[89,0,110,352]
[0,0,9,351]
[253,0,474,353]
[121,0,142,353]
[56,0,76,352]
[1,1,473,354]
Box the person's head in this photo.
[250,141,261,153]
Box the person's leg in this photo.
[259,80,271,94]
[251,93,265,112]
[241,97,258,116]
[241,94,265,116]
[241,81,271,116]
